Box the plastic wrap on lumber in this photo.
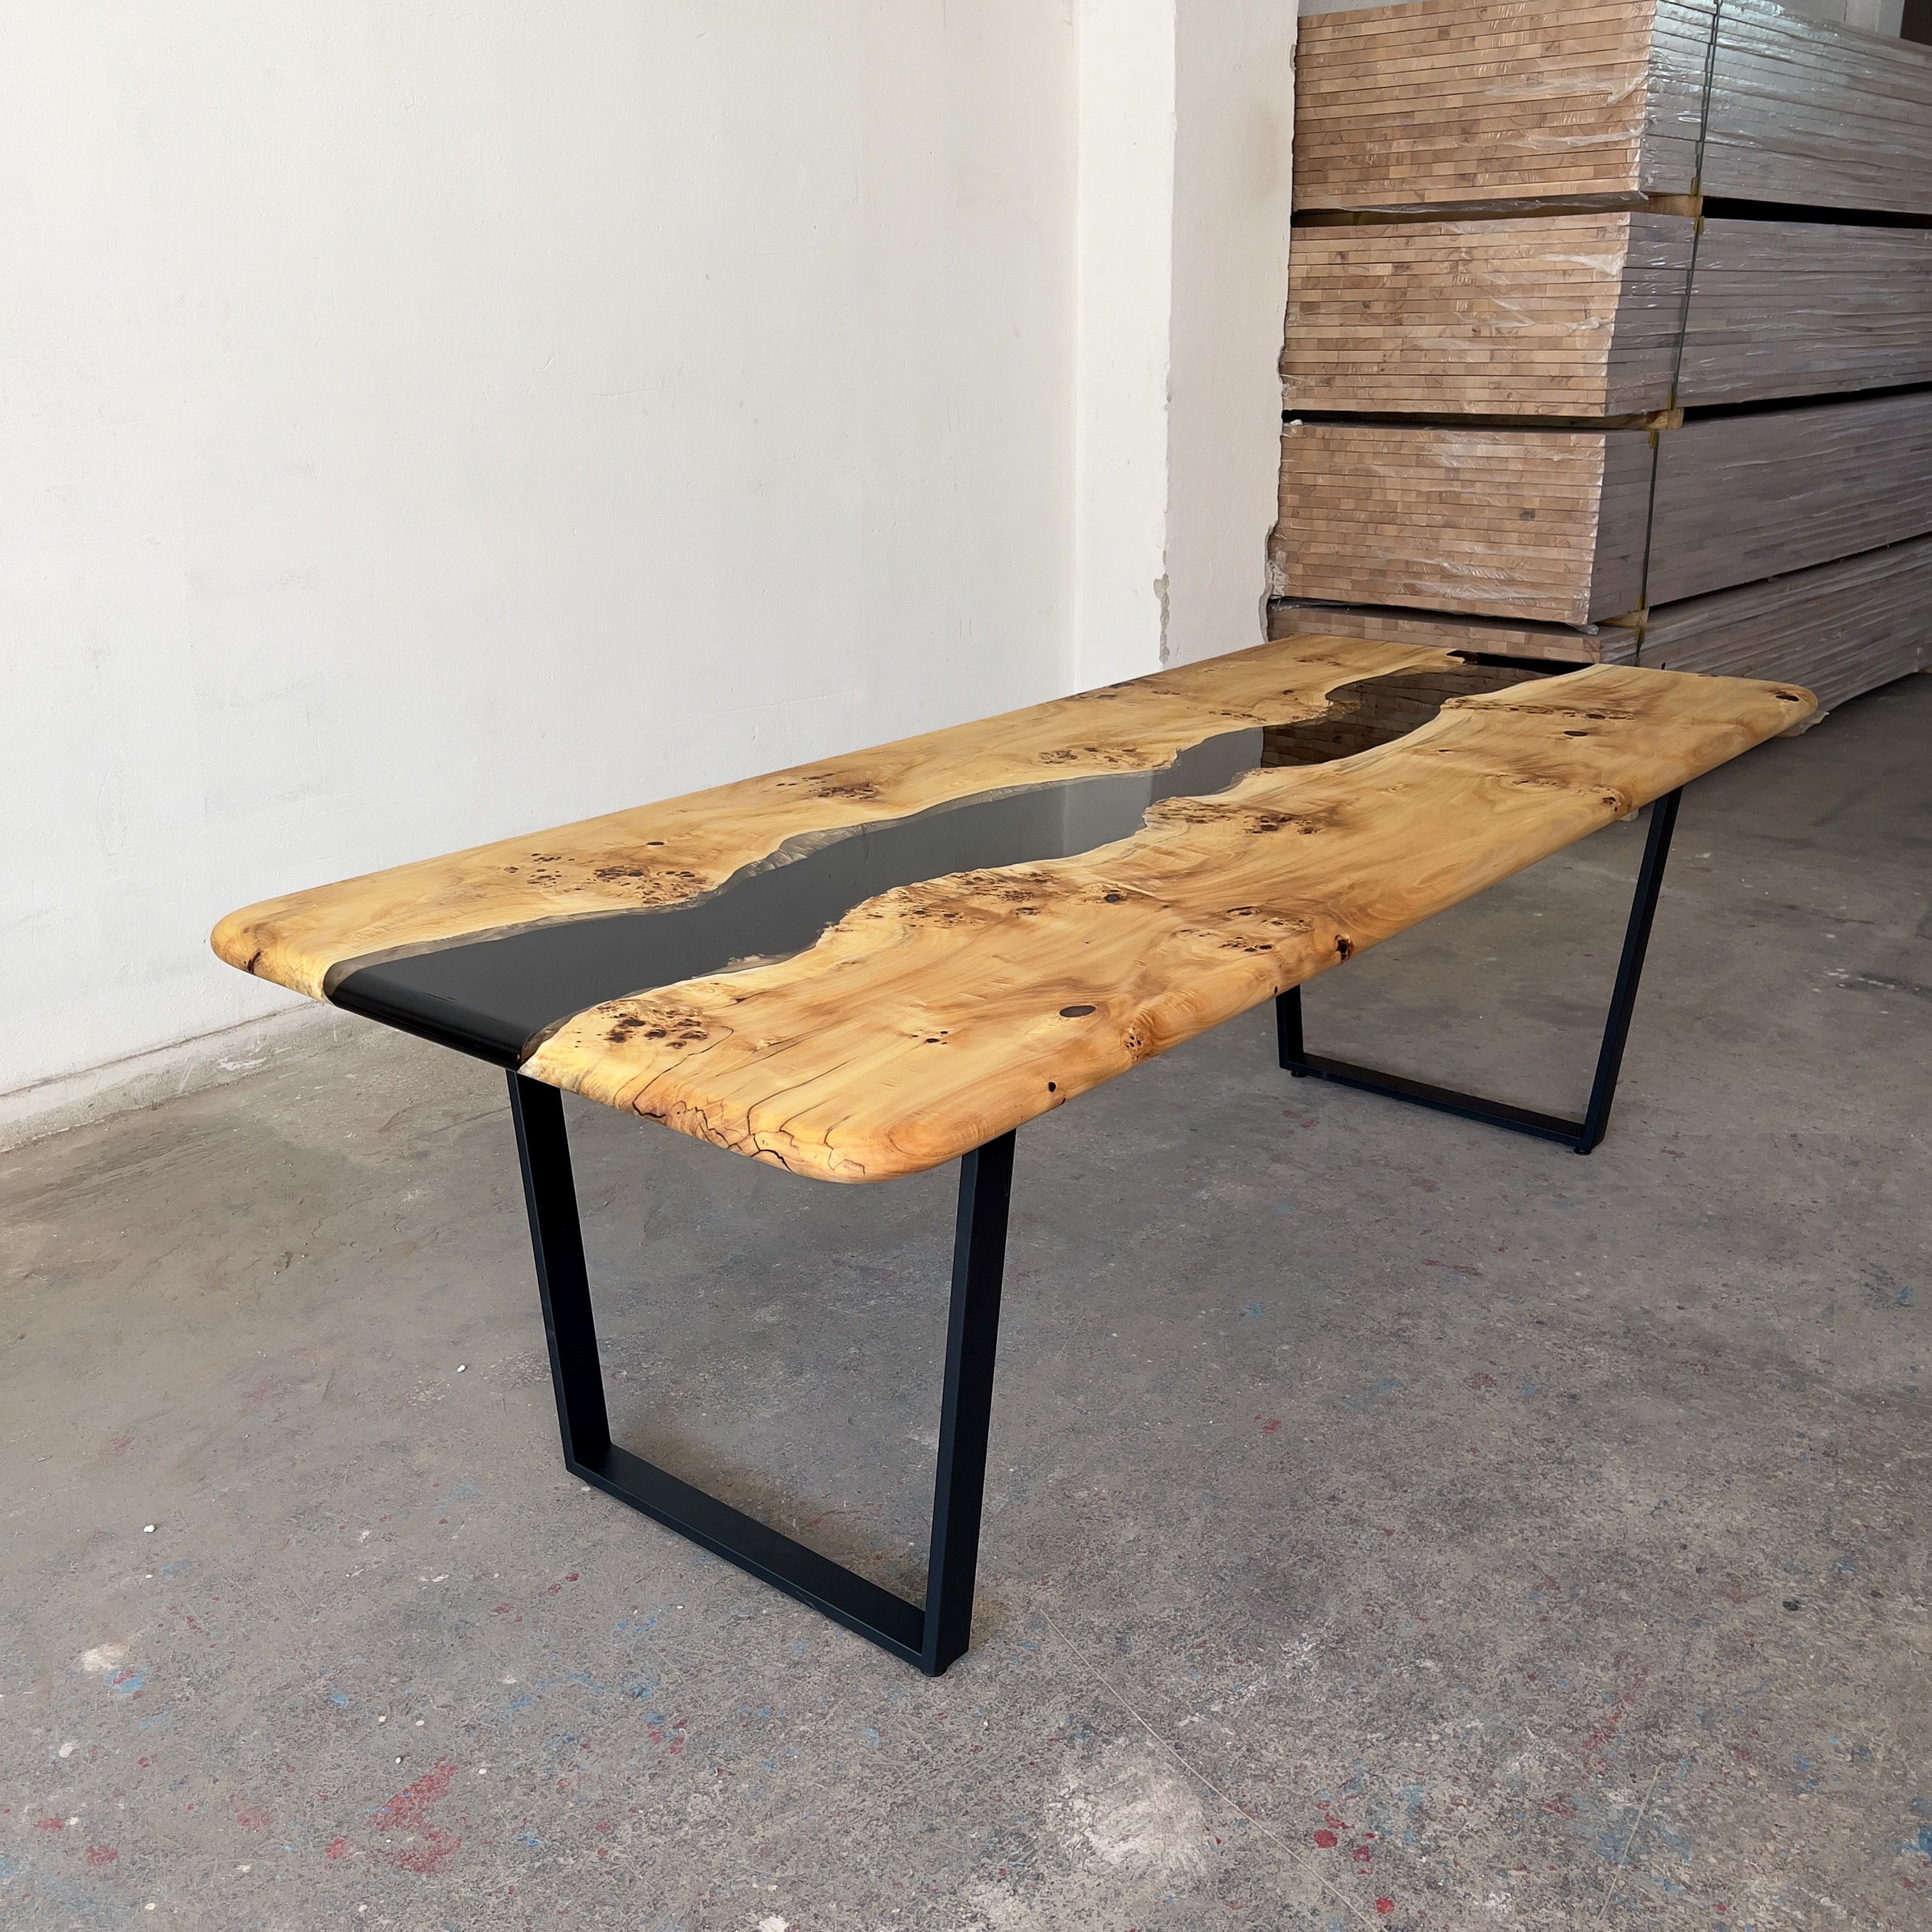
[1690,3,1932,212]
[1645,391,1932,606]
[1271,419,1652,625]
[1603,533,1932,713]
[1282,216,1932,417]
[1285,215,1676,418]
[1270,390,1932,625]
[1294,0,1932,217]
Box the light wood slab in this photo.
[520,656,1804,1177]
[212,637,1452,1000]
[215,638,1809,1183]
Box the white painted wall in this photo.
[1165,4,1300,667]
[1073,1,1298,684]
[1073,0,1180,691]
[3,1,1297,1135]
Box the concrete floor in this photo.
[4,677,1928,1932]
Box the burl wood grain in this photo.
[519,662,1810,1183]
[210,636,1450,999]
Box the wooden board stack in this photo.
[1604,535,1932,712]
[1275,0,1932,716]
[1271,533,1932,719]
[1284,217,1932,417]
[1269,600,1615,670]
[1294,0,1932,216]
[1273,388,1932,625]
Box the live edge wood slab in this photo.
[213,637,1809,1184]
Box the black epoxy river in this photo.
[330,726,1269,1066]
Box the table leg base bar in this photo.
[1284,1053,1590,1149]
[1275,789,1683,1158]
[569,1439,926,1666]
[506,1072,1014,1677]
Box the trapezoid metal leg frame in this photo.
[1276,787,1683,1155]
[506,1071,1015,1675]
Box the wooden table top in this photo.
[213,636,1811,1181]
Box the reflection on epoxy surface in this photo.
[330,726,1268,1066]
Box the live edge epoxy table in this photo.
[213,635,1811,1673]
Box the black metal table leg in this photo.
[922,1130,1013,1675]
[1276,788,1683,1154]
[505,1073,1014,1675]
[1574,788,1682,1151]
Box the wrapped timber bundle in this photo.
[1603,534,1932,714]
[1283,217,1932,418]
[1271,388,1932,626]
[1273,0,1932,719]
[1294,0,1932,218]
[1270,535,1932,719]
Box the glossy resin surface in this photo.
[213,636,1811,1179]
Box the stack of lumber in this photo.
[1294,0,1932,216]
[1600,535,1932,710]
[1269,601,1619,668]
[1273,0,1932,716]
[1271,533,1932,719]
[1284,215,1932,417]
[1272,388,1932,625]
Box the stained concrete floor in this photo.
[4,676,1929,1932]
